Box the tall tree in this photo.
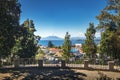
[82,23,96,58]
[18,19,40,58]
[96,0,120,59]
[48,41,54,48]
[62,32,72,60]
[0,0,21,58]
[98,30,115,58]
[114,27,120,59]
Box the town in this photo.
[0,0,120,80]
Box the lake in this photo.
[39,40,85,47]
[39,39,100,47]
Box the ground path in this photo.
[0,68,120,80]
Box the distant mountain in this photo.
[41,36,63,40]
[70,37,85,40]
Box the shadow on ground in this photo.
[0,67,87,80]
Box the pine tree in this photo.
[48,41,54,48]
[99,30,115,58]
[114,27,120,59]
[62,32,72,60]
[82,23,97,58]
[96,0,120,59]
[18,19,40,58]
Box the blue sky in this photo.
[19,0,106,38]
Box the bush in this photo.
[97,71,113,80]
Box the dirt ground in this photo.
[0,68,120,80]
[74,69,120,80]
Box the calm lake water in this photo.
[39,39,100,47]
[39,40,84,47]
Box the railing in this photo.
[1,58,13,67]
[1,58,120,71]
[43,59,61,67]
[114,60,120,70]
[66,60,84,68]
[19,58,38,67]
[88,60,109,70]
[1,58,38,68]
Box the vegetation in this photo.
[96,0,120,60]
[0,0,21,66]
[0,0,120,65]
[62,32,72,60]
[82,23,97,58]
[35,47,45,60]
[17,19,40,58]
[81,0,120,61]
[0,0,40,61]
[114,27,120,60]
[0,0,21,58]
[48,41,54,48]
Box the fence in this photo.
[1,58,120,71]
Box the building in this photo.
[49,48,62,57]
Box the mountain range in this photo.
[41,36,100,40]
[41,36,63,40]
[41,36,86,40]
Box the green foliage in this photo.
[11,37,23,56]
[114,27,120,59]
[82,23,97,58]
[99,30,115,58]
[96,0,120,60]
[48,41,54,48]
[68,60,84,64]
[0,0,40,59]
[0,0,21,57]
[35,47,45,60]
[17,19,40,58]
[62,32,72,60]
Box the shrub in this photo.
[97,71,114,80]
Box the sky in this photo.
[19,0,106,38]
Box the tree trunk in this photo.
[0,58,2,67]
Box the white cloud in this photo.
[34,25,86,38]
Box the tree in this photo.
[48,41,54,48]
[82,23,97,58]
[35,47,45,60]
[62,32,72,60]
[114,27,120,59]
[0,0,41,62]
[17,19,40,58]
[11,36,23,56]
[0,0,21,58]
[98,30,115,58]
[96,0,120,59]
